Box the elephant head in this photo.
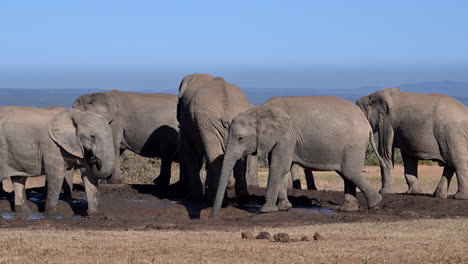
[49,109,115,179]
[356,87,400,161]
[210,105,290,217]
[73,92,118,123]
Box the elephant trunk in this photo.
[210,149,242,218]
[91,137,115,179]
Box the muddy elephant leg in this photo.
[180,143,203,200]
[11,176,32,213]
[454,167,468,200]
[62,169,74,201]
[340,152,381,210]
[153,158,172,188]
[81,169,100,216]
[402,154,423,194]
[339,179,359,212]
[304,168,317,190]
[44,171,66,216]
[278,174,292,211]
[260,142,293,213]
[246,154,259,187]
[290,164,302,189]
[433,166,455,199]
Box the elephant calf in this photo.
[211,96,383,217]
[0,106,114,215]
[73,90,179,186]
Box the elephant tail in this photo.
[369,129,387,168]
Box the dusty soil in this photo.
[1,165,467,263]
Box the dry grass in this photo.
[0,219,466,263]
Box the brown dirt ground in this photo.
[0,164,467,263]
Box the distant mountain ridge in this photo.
[0,80,467,107]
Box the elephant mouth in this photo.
[90,156,102,170]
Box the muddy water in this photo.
[0,184,467,231]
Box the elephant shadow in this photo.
[138,125,178,158]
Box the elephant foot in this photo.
[379,187,396,194]
[454,191,468,200]
[339,201,359,212]
[15,204,33,214]
[44,207,58,218]
[278,200,292,211]
[259,203,279,213]
[367,193,382,210]
[87,209,102,217]
[433,188,448,199]
[406,186,423,195]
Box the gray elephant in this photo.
[211,96,383,217]
[177,73,253,201]
[73,90,179,186]
[356,87,468,199]
[0,106,114,215]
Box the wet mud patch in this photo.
[0,183,467,231]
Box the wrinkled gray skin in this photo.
[0,107,114,215]
[211,96,383,217]
[177,73,253,201]
[356,87,468,199]
[73,90,179,186]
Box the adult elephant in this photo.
[0,106,114,215]
[177,73,252,201]
[73,90,179,186]
[210,96,383,217]
[356,87,468,199]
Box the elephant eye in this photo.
[238,136,244,141]
[90,135,96,141]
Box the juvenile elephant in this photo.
[73,90,179,186]
[211,96,383,217]
[177,73,252,201]
[0,106,114,215]
[356,87,468,199]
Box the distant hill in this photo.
[0,80,467,107]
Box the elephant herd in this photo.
[1,73,467,218]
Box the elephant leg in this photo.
[246,154,259,187]
[260,142,293,213]
[45,171,65,216]
[204,154,223,203]
[180,143,203,200]
[278,174,292,211]
[379,147,396,194]
[81,169,100,216]
[304,168,317,190]
[153,158,172,188]
[11,176,32,213]
[62,169,74,201]
[454,167,468,200]
[340,152,381,210]
[339,178,359,212]
[290,164,302,189]
[402,154,423,194]
[233,157,249,205]
[433,166,455,199]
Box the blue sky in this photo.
[0,0,467,89]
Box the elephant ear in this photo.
[255,106,290,157]
[49,110,84,158]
